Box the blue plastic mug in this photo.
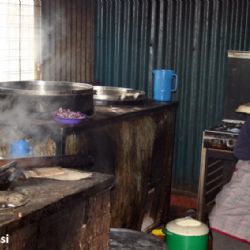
[10,139,30,158]
[153,69,178,101]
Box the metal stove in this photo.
[203,119,245,151]
[203,50,250,152]
[197,50,250,222]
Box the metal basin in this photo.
[93,86,146,105]
[0,81,94,115]
[0,191,28,210]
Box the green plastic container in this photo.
[163,217,209,250]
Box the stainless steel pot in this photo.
[0,81,94,115]
[93,86,146,105]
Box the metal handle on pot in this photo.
[120,92,141,101]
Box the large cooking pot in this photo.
[0,81,94,115]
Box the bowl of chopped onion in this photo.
[52,108,86,125]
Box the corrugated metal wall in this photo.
[40,0,249,192]
[95,0,250,192]
[41,0,95,82]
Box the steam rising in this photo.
[41,9,68,81]
[0,94,57,158]
[0,96,32,143]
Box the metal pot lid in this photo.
[93,86,146,102]
[0,81,93,96]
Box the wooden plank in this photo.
[65,0,72,81]
[49,0,56,80]
[54,0,61,80]
[86,0,95,81]
[41,0,51,80]
[60,0,67,81]
[71,0,77,81]
[34,0,42,80]
[75,0,82,82]
[80,0,87,80]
